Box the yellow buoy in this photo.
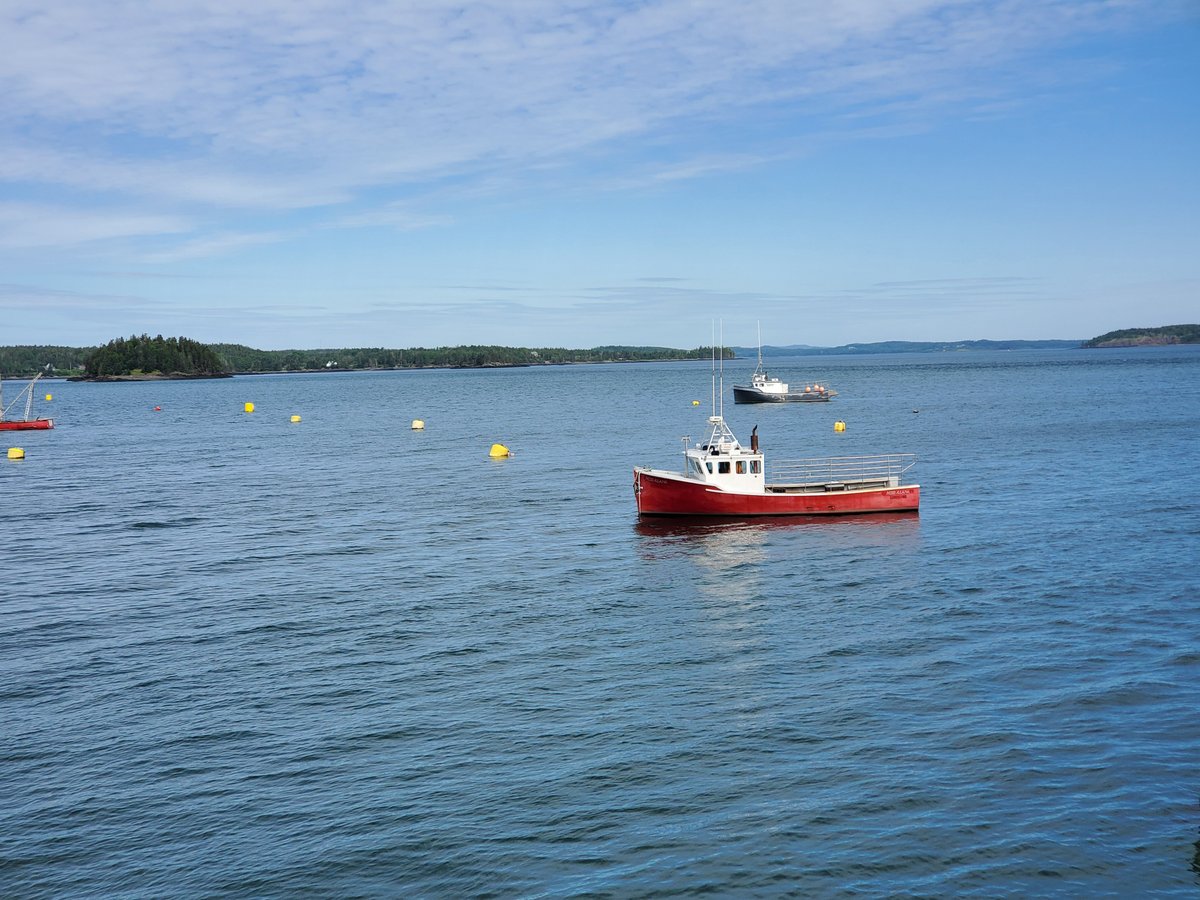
[45,394,53,401]
[489,443,511,458]
[244,402,255,413]
[692,400,700,406]
[834,420,846,432]
[7,447,25,460]
[411,419,425,430]
[290,415,302,423]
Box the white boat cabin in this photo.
[682,416,765,493]
[749,370,789,396]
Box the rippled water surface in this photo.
[3,347,1199,896]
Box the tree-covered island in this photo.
[77,335,232,379]
[1083,325,1200,348]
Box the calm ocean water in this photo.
[2,347,1198,897]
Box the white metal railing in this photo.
[767,454,916,486]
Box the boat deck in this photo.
[766,454,915,492]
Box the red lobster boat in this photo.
[0,372,55,431]
[633,414,918,517]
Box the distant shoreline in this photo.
[11,333,1200,381]
[67,373,234,382]
[734,339,1083,357]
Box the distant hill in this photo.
[1083,325,1199,348]
[730,339,1082,357]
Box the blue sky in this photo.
[1,1,1196,350]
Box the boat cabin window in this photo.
[736,460,746,474]
[750,460,761,474]
[689,458,705,477]
[705,462,713,474]
[718,461,731,474]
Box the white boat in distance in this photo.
[733,329,836,403]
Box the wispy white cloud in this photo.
[0,202,191,248]
[0,283,155,312]
[0,269,1182,349]
[0,283,165,346]
[1,0,1186,260]
[820,276,1048,316]
[326,204,454,231]
[136,230,290,263]
[0,143,351,209]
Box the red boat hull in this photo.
[634,468,919,517]
[0,419,54,431]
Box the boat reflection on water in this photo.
[636,517,772,572]
[633,512,919,612]
[634,511,920,570]
[635,510,920,539]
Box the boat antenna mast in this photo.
[23,373,36,421]
[710,321,716,417]
[719,320,725,419]
[709,319,724,420]
[3,372,41,422]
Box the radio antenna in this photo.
[710,321,716,415]
[718,319,725,419]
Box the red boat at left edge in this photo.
[0,372,55,431]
